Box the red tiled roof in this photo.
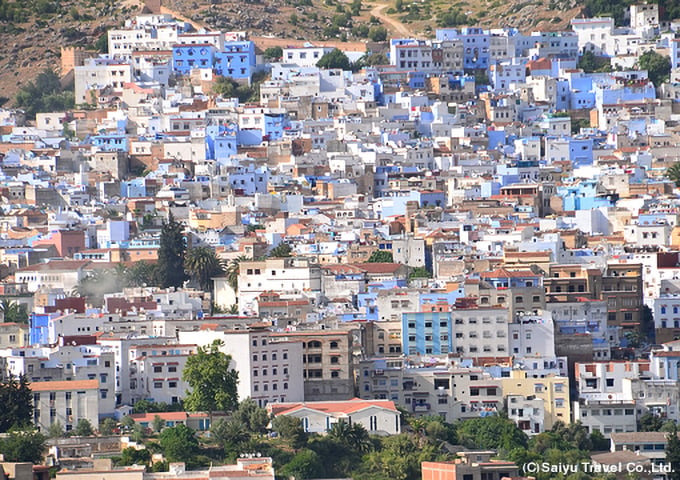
[31,380,99,391]
[269,398,398,416]
[130,411,208,422]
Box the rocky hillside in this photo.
[0,0,586,105]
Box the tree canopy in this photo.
[157,212,188,289]
[183,340,239,413]
[638,50,671,87]
[367,250,394,263]
[317,48,351,70]
[0,428,46,463]
[159,424,199,463]
[184,246,225,292]
[0,374,33,432]
[15,69,74,119]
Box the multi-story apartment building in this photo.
[602,262,643,330]
[572,361,650,437]
[501,370,570,432]
[32,379,102,432]
[270,329,355,401]
[401,308,509,357]
[180,327,304,407]
[127,343,197,405]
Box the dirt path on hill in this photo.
[369,3,414,38]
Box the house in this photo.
[128,411,212,431]
[268,398,401,435]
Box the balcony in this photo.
[413,403,431,413]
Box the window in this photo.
[153,366,162,373]
[154,381,163,389]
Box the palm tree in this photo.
[184,247,225,293]
[224,255,249,293]
[668,162,680,187]
[328,421,372,453]
[0,299,28,324]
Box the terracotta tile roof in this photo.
[130,412,208,422]
[30,379,99,391]
[269,398,398,416]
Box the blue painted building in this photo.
[557,179,618,211]
[91,134,129,152]
[214,41,256,81]
[402,311,453,355]
[173,43,216,75]
[206,124,239,162]
[121,178,147,198]
[436,27,490,70]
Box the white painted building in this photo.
[179,328,305,407]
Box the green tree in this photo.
[328,421,372,453]
[225,255,249,293]
[409,267,432,279]
[639,412,664,432]
[667,422,680,480]
[264,46,283,61]
[638,50,671,87]
[395,0,404,11]
[668,162,680,188]
[367,250,394,263]
[74,419,95,436]
[120,415,135,432]
[368,26,388,42]
[232,398,270,434]
[211,418,251,456]
[269,242,292,258]
[361,434,441,480]
[280,449,323,480]
[317,48,351,70]
[184,246,225,292]
[183,340,239,414]
[577,50,611,73]
[0,374,33,432]
[159,424,199,463]
[456,414,528,452]
[15,69,74,119]
[0,300,28,324]
[590,430,610,451]
[95,33,109,53]
[152,415,166,433]
[100,418,117,436]
[156,212,188,289]
[290,13,299,25]
[272,415,307,449]
[0,428,46,463]
[119,447,151,466]
[124,261,158,288]
[47,422,65,439]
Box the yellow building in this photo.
[502,370,571,432]
[0,322,29,347]
[188,208,240,231]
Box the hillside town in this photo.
[3,0,680,478]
